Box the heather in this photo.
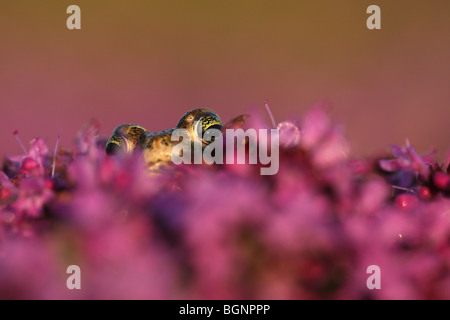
[0,107,449,299]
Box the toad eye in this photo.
[105,124,149,155]
[194,114,223,145]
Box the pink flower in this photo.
[379,142,432,181]
[277,120,301,148]
[300,107,350,168]
[0,107,449,299]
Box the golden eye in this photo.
[105,124,149,155]
[194,114,223,145]
[106,135,125,154]
[176,108,223,146]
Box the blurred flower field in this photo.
[0,107,449,299]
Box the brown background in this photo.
[1,1,449,160]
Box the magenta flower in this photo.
[379,142,432,180]
[0,107,449,300]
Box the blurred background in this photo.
[0,0,449,160]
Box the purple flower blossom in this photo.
[379,142,431,180]
[0,107,449,299]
